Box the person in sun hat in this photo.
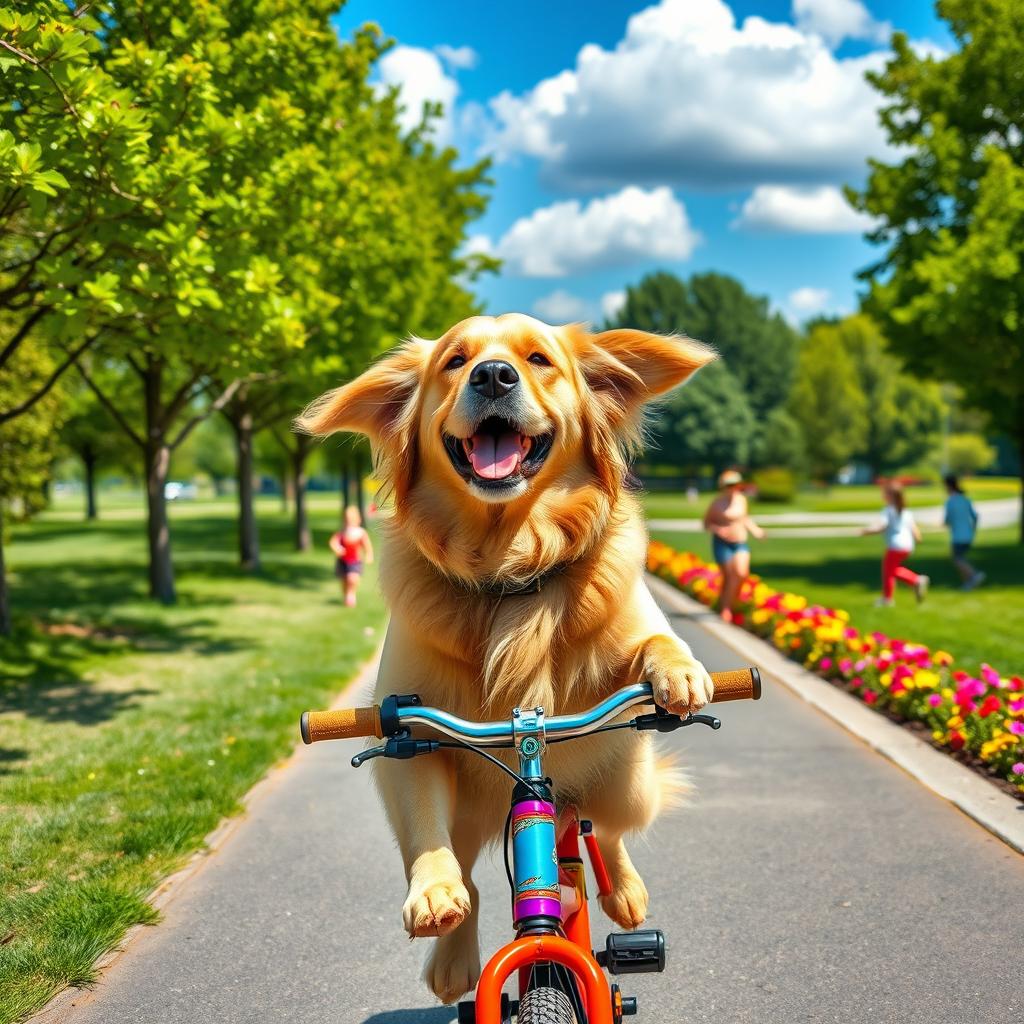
[703,469,765,623]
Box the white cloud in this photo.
[733,184,877,233]
[485,0,890,190]
[788,286,831,315]
[533,290,593,323]
[792,0,890,46]
[493,186,700,278]
[601,290,627,321]
[377,46,459,143]
[435,44,478,70]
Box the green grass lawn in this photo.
[643,476,1020,520]
[0,497,385,1024]
[651,525,1024,676]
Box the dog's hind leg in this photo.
[375,753,472,939]
[423,818,484,1004]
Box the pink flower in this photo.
[1010,699,1024,713]
[854,659,869,673]
[863,690,878,704]
[819,657,833,671]
[927,694,943,707]
[843,627,858,640]
[1013,763,1024,775]
[981,664,1001,687]
[839,658,853,674]
[1008,721,1024,736]
[850,676,863,688]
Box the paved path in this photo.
[648,496,1019,536]
[43,601,1024,1024]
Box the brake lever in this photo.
[351,731,441,768]
[634,707,721,732]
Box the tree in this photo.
[612,271,799,420]
[946,433,996,477]
[789,332,867,482]
[0,336,63,633]
[646,360,755,474]
[188,415,235,497]
[58,386,122,520]
[849,0,1024,539]
[752,407,806,472]
[813,315,943,477]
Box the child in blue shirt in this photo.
[943,475,984,590]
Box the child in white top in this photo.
[862,482,929,607]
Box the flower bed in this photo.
[647,541,1024,793]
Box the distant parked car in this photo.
[164,481,198,501]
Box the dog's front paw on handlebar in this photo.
[639,635,715,715]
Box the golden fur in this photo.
[298,314,715,1004]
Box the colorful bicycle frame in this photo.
[301,668,761,1023]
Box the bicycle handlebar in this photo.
[300,668,760,746]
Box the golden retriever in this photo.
[298,314,715,1004]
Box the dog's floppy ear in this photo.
[295,337,428,442]
[582,328,715,404]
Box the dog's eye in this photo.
[445,354,466,371]
[527,353,551,366]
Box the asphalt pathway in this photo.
[46,598,1024,1024]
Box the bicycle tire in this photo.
[516,986,579,1024]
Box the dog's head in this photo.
[298,314,713,573]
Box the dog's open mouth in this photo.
[443,416,554,489]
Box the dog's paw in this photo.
[642,634,714,715]
[403,879,471,938]
[424,927,482,1003]
[599,871,649,930]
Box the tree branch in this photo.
[0,331,100,425]
[75,360,144,448]
[165,369,207,424]
[169,377,244,451]
[0,305,50,371]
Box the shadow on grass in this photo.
[0,746,28,774]
[3,512,343,728]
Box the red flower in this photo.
[863,690,878,704]
[978,695,1002,718]
[949,730,965,751]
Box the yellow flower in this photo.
[946,714,964,729]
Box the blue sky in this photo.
[334,1,952,327]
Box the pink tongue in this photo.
[468,431,522,480]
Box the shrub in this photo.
[751,467,796,503]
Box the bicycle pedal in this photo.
[457,993,515,1023]
[596,929,666,974]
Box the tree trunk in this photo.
[231,404,260,571]
[1018,428,1024,545]
[143,364,175,604]
[83,447,98,520]
[0,505,10,636]
[292,435,312,552]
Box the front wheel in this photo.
[517,986,578,1024]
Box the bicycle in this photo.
[300,666,762,1023]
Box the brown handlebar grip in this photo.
[709,667,762,703]
[300,705,383,744]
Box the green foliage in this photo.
[751,407,806,472]
[946,432,996,477]
[614,271,798,419]
[850,0,1024,526]
[789,330,867,481]
[647,360,755,474]
[811,315,943,476]
[0,338,63,525]
[751,466,798,503]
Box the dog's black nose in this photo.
[469,360,519,398]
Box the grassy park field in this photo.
[0,496,385,1023]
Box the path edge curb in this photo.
[648,573,1024,856]
[27,647,383,1024]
